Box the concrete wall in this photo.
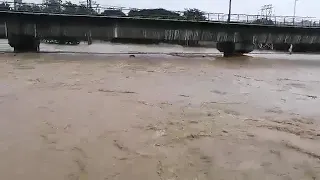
[32,23,320,45]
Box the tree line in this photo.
[0,1,277,24]
[0,0,207,21]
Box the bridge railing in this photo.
[0,1,319,27]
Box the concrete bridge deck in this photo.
[1,11,320,55]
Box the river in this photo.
[2,39,320,61]
[1,39,320,180]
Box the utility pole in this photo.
[14,0,22,10]
[293,0,298,24]
[86,0,92,8]
[227,0,232,23]
[260,4,273,20]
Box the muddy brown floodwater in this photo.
[1,52,320,180]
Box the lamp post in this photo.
[227,0,232,23]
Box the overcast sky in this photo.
[25,0,320,18]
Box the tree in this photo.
[0,2,10,11]
[62,1,78,14]
[60,1,96,14]
[17,4,41,12]
[76,3,96,15]
[183,8,207,21]
[101,9,126,17]
[42,0,96,14]
[252,18,274,25]
[43,0,62,13]
[128,8,181,19]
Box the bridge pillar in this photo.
[6,21,39,52]
[217,42,254,57]
[216,33,253,57]
[8,34,40,52]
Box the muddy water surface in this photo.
[0,44,320,179]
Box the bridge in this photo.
[1,10,320,56]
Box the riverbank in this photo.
[0,53,320,179]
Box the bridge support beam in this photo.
[217,41,254,57]
[8,34,39,52]
[216,33,254,57]
[6,21,39,52]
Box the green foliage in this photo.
[252,18,274,25]
[17,4,41,12]
[0,0,208,21]
[183,8,207,21]
[127,8,207,21]
[101,9,126,17]
[42,0,96,14]
[75,4,96,15]
[63,1,78,14]
[43,0,63,13]
[0,2,10,11]
[128,8,181,19]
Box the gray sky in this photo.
[25,0,320,18]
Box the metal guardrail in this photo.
[0,1,319,27]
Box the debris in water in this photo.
[179,94,190,97]
[222,129,228,133]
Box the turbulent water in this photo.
[1,38,320,180]
[2,39,320,61]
